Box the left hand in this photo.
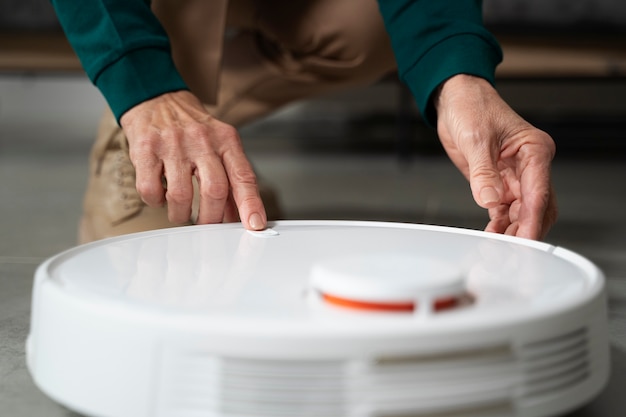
[435,74,558,240]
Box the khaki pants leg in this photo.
[79,0,396,243]
[210,0,397,125]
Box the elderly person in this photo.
[50,0,557,242]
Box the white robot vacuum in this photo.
[27,221,610,417]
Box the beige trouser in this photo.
[79,0,397,243]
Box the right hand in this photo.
[434,75,557,240]
[119,90,267,230]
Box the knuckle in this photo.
[135,181,164,206]
[130,131,161,152]
[539,131,557,158]
[201,180,230,201]
[135,180,159,197]
[216,125,243,147]
[182,123,241,156]
[128,140,162,169]
[238,194,263,212]
[216,123,238,138]
[166,187,193,205]
[471,166,499,182]
[231,166,258,185]
[186,123,211,141]
[128,149,152,167]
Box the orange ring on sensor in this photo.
[322,293,415,312]
[433,296,459,312]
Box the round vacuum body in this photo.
[27,221,610,417]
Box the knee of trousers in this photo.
[257,3,397,86]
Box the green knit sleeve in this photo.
[377,0,503,126]
[50,0,188,123]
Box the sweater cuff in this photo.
[403,34,502,127]
[94,47,189,123]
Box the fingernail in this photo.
[249,213,265,230]
[480,187,499,205]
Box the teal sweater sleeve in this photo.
[50,0,501,126]
[49,0,188,123]
[377,0,503,126]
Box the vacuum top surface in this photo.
[29,221,610,417]
[38,221,603,334]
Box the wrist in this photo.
[434,74,494,115]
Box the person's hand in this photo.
[119,90,267,230]
[435,74,558,240]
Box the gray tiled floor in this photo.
[1,75,625,416]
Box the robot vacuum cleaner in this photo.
[27,220,610,417]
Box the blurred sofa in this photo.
[2,0,624,152]
[2,0,626,33]
[0,0,59,31]
[483,0,626,34]
[1,0,625,77]
[482,0,626,79]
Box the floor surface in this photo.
[1,75,625,416]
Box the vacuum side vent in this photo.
[155,354,347,417]
[155,327,591,417]
[517,327,591,399]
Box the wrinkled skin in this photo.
[120,74,557,240]
[120,90,265,230]
[435,74,558,240]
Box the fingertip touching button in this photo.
[247,228,279,238]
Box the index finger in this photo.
[516,150,555,240]
[222,146,267,231]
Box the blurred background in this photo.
[1,1,625,416]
